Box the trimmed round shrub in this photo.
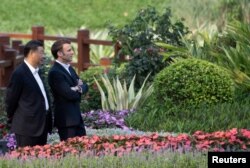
[153,58,235,106]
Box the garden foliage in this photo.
[94,74,153,112]
[6,128,250,160]
[1,1,250,166]
[154,58,235,106]
[157,21,250,92]
[108,6,189,89]
[126,97,250,133]
[79,66,106,112]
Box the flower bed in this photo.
[83,109,134,130]
[5,128,250,159]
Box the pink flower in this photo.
[241,129,250,139]
[5,128,250,159]
[151,133,159,140]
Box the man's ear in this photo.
[57,51,62,57]
[29,50,36,57]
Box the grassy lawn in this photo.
[0,151,207,168]
[0,0,169,34]
[0,0,221,34]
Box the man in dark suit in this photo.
[5,40,52,147]
[48,39,88,141]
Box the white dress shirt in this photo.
[24,60,49,110]
[55,60,71,75]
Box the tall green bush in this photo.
[153,58,235,106]
[108,6,189,89]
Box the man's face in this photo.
[59,43,74,63]
[34,46,45,65]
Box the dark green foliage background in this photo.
[108,6,189,89]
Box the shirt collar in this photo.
[24,59,39,75]
[56,60,70,70]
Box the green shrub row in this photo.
[126,96,250,134]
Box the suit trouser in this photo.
[15,116,49,147]
[15,128,48,147]
[58,124,86,141]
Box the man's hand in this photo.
[70,86,78,91]
[76,79,83,93]
[77,79,83,86]
[70,79,84,93]
[70,85,82,93]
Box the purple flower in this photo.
[82,109,134,130]
[5,133,17,150]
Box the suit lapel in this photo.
[22,63,44,96]
[38,69,50,103]
[54,62,77,85]
[69,66,79,80]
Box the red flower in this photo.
[241,129,250,139]
[242,144,247,150]
[151,133,159,140]
[213,131,225,138]
[6,128,250,159]
[112,135,125,141]
[195,135,206,140]
[193,130,204,135]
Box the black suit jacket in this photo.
[5,62,52,137]
[48,62,88,128]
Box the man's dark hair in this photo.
[23,40,43,58]
[51,39,71,59]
